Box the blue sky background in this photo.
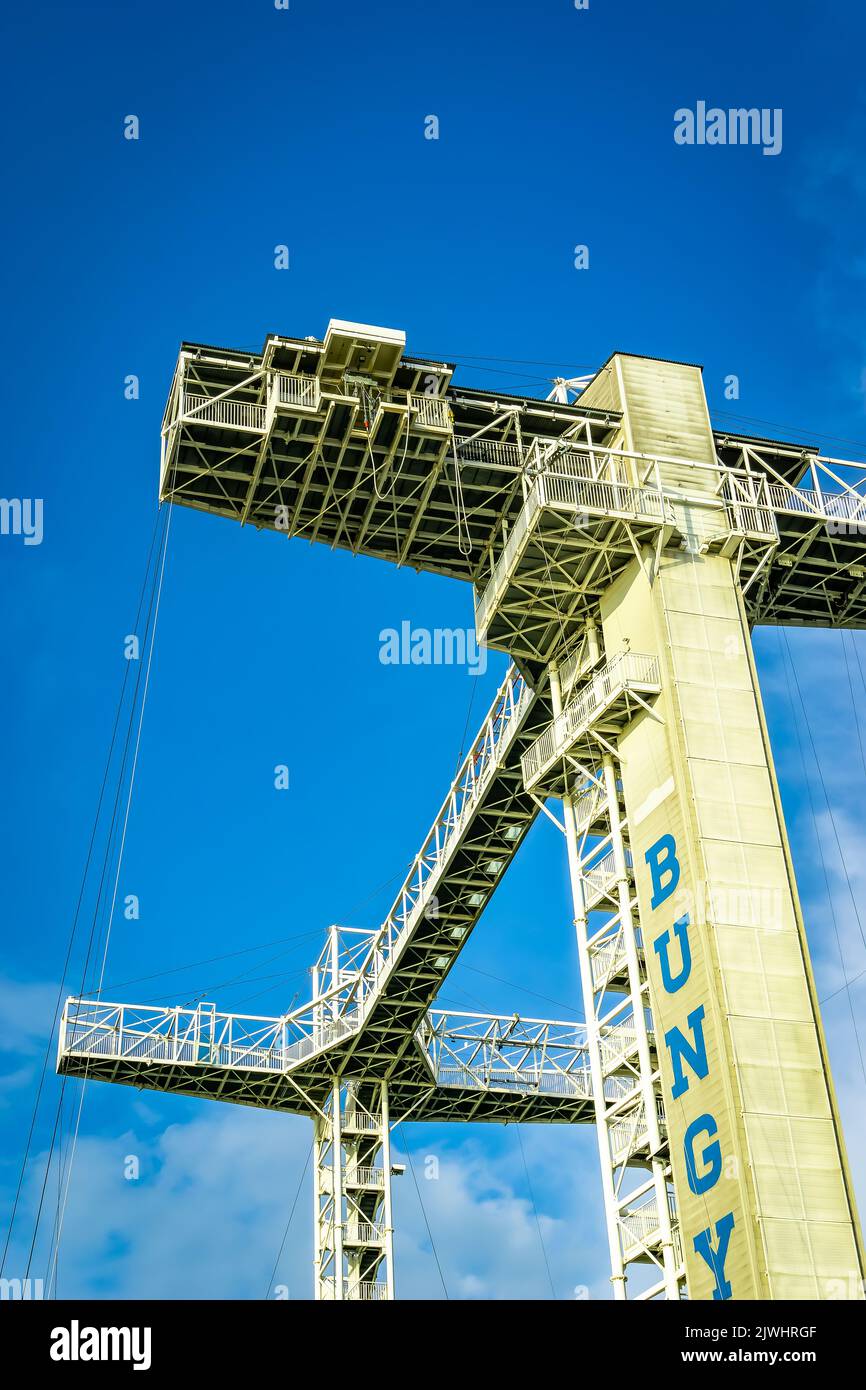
[2,0,866,1299]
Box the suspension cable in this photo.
[0,507,163,1281]
[262,1140,313,1300]
[44,502,174,1292]
[394,1124,449,1298]
[515,1126,557,1298]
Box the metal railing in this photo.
[475,464,671,637]
[284,1014,356,1063]
[583,852,615,900]
[274,371,321,412]
[320,1276,390,1301]
[589,932,627,988]
[423,1009,591,1099]
[721,474,779,539]
[766,483,825,517]
[609,1105,648,1158]
[521,652,660,789]
[181,392,267,433]
[433,1064,590,1097]
[620,1190,677,1248]
[349,1280,388,1301]
[343,1109,380,1133]
[608,1098,667,1159]
[541,469,670,522]
[766,481,866,524]
[60,997,594,1108]
[573,784,605,831]
[454,435,525,471]
[582,848,632,910]
[343,1222,384,1245]
[475,503,534,638]
[598,1019,641,1071]
[346,1165,385,1187]
[409,393,451,431]
[559,638,600,702]
[61,999,289,1071]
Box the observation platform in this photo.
[57,997,595,1125]
[159,322,866,634]
[474,445,676,662]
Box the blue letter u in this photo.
[653,914,692,993]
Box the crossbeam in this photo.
[57,997,593,1124]
[160,329,866,628]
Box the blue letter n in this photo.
[665,1004,708,1099]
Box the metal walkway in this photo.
[58,997,593,1124]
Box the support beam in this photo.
[314,1080,394,1301]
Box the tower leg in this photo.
[313,1079,394,1300]
[551,659,686,1300]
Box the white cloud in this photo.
[0,976,59,1054]
[3,1091,610,1301]
[0,976,61,1111]
[392,1125,606,1300]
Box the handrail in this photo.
[60,998,593,1103]
[475,461,671,637]
[274,372,321,412]
[343,1222,384,1244]
[454,435,525,471]
[721,473,779,540]
[422,1009,591,1098]
[181,392,267,432]
[521,652,660,788]
[409,393,451,431]
[620,1189,678,1245]
[310,667,533,1027]
[349,1280,388,1300]
[766,481,866,522]
[346,1165,385,1186]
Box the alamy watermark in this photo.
[50,1321,151,1371]
[668,879,785,932]
[379,621,486,676]
[0,497,43,545]
[675,102,782,157]
[826,518,866,537]
[1,1276,44,1299]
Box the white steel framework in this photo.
[57,321,866,1301]
[315,1081,395,1301]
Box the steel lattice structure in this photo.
[59,320,866,1300]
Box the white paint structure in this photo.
[59,323,866,1299]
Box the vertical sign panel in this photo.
[602,551,864,1298]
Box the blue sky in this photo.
[2,0,866,1299]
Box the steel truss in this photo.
[59,992,593,1301]
[57,321,866,1300]
[554,714,683,1300]
[58,997,592,1122]
[315,1080,394,1300]
[513,618,685,1297]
